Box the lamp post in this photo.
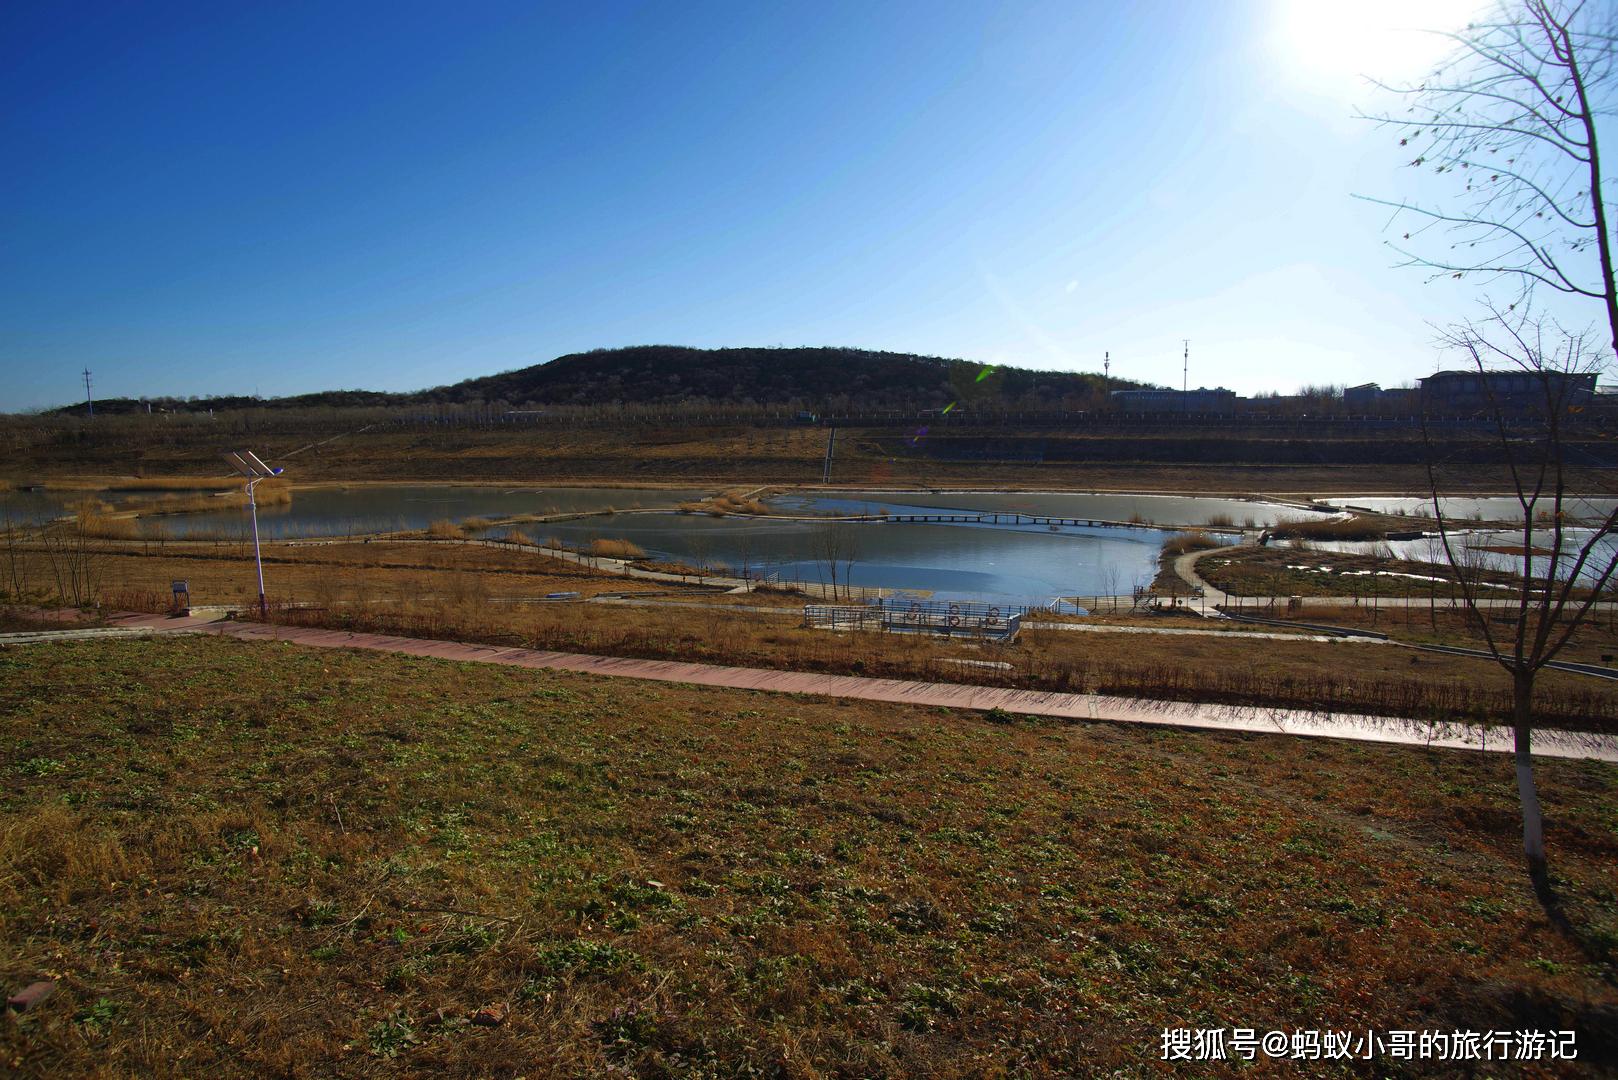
[223,451,283,618]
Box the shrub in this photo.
[426,519,464,539]
[588,538,646,559]
[1269,516,1387,541]
[1161,530,1221,556]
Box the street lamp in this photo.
[223,450,283,618]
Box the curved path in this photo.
[9,611,1611,762]
[1174,544,1238,606]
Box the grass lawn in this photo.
[2,635,1616,1076]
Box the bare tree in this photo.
[0,507,32,601]
[39,519,109,609]
[1102,564,1123,613]
[1421,313,1618,898]
[686,532,714,586]
[1366,0,1618,899]
[733,529,756,588]
[812,522,861,601]
[1362,0,1618,357]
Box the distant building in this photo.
[1343,383,1382,409]
[1342,382,1418,413]
[1418,369,1598,412]
[1110,387,1237,411]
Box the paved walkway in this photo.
[1176,545,1237,606]
[9,611,1597,762]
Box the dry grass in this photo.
[254,477,293,506]
[678,492,770,516]
[0,541,670,615]
[1160,529,1222,556]
[1260,603,1618,668]
[587,538,646,559]
[102,475,243,490]
[426,519,465,539]
[242,590,1618,732]
[92,479,293,518]
[6,411,1562,490]
[16,530,1618,732]
[1197,544,1594,602]
[71,513,141,541]
[138,491,234,515]
[22,476,243,491]
[1268,515,1400,542]
[1,635,1614,1076]
[67,497,114,516]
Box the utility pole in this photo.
[1103,351,1111,404]
[82,369,93,417]
[1182,340,1190,413]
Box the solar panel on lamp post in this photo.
[223,451,284,618]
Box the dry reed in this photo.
[426,519,465,539]
[588,538,646,559]
[1161,529,1221,556]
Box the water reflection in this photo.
[491,512,1172,606]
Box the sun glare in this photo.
[1271,0,1488,95]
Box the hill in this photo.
[418,345,1146,410]
[49,346,1147,415]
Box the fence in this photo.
[804,598,1025,641]
[1065,593,1147,613]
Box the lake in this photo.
[0,484,1337,606]
[488,512,1181,607]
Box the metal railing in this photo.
[804,599,1025,641]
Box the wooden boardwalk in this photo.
[64,611,1617,761]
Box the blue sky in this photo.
[1,0,1523,410]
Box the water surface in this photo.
[1323,494,1618,523]
[773,490,1301,527]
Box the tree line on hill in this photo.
[43,345,1156,417]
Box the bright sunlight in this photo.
[1271,0,1490,94]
